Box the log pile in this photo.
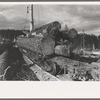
[17,21,100,81]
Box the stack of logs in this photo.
[17,21,100,81]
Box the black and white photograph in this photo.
[0,2,100,81]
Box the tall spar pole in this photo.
[83,29,85,55]
[83,29,85,49]
[31,4,34,31]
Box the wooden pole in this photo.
[31,4,34,31]
[83,29,85,50]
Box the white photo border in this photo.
[0,1,100,99]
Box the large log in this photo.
[51,56,97,78]
[23,55,60,81]
[0,51,8,80]
[91,62,100,81]
[17,37,42,54]
[31,21,61,37]
[0,51,8,75]
[39,37,55,55]
[55,45,70,57]
[30,64,60,81]
[52,56,96,69]
[17,36,55,56]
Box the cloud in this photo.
[58,5,100,34]
[0,4,29,29]
[0,4,100,35]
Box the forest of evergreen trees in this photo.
[0,29,24,38]
[72,33,100,50]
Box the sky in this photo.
[0,4,100,35]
